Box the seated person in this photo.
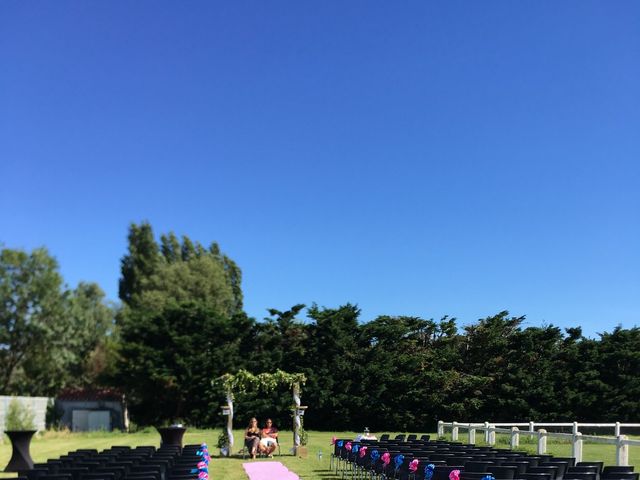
[244,417,261,459]
[258,418,279,456]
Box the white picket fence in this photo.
[438,421,640,466]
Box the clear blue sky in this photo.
[1,1,639,337]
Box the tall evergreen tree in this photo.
[117,302,254,425]
[160,232,181,263]
[596,326,640,421]
[119,222,161,306]
[302,304,361,429]
[118,222,243,316]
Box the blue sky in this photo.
[1,1,639,337]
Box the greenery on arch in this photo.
[216,369,306,397]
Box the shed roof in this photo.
[57,388,124,401]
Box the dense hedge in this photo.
[116,302,640,431]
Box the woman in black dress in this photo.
[244,417,261,459]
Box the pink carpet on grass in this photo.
[242,461,300,480]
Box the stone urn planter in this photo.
[156,426,187,448]
[4,430,37,472]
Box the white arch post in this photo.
[220,390,234,456]
[292,383,307,454]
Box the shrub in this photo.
[5,398,36,431]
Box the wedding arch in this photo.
[215,369,307,455]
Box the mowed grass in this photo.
[1,430,638,480]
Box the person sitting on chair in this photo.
[244,417,261,459]
[259,418,279,457]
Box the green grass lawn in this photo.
[1,430,638,480]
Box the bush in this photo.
[5,398,36,431]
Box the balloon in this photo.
[425,463,436,480]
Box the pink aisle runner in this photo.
[242,461,300,480]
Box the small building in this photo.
[55,388,128,432]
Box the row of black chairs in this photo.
[331,436,637,480]
[17,444,203,480]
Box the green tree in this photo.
[460,311,525,419]
[355,315,484,431]
[496,324,564,420]
[264,304,308,368]
[117,301,255,425]
[119,223,243,316]
[233,304,308,429]
[0,247,67,394]
[160,232,181,263]
[134,255,236,317]
[356,315,433,430]
[595,326,640,421]
[65,282,116,385]
[119,222,161,306]
[0,247,114,395]
[552,327,601,420]
[302,304,362,430]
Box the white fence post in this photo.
[615,422,621,437]
[439,420,640,462]
[572,432,583,462]
[616,435,629,466]
[537,429,547,455]
[511,427,520,449]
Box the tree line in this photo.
[1,222,638,432]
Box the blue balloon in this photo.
[395,454,405,470]
[425,463,436,480]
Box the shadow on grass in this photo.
[310,470,340,479]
